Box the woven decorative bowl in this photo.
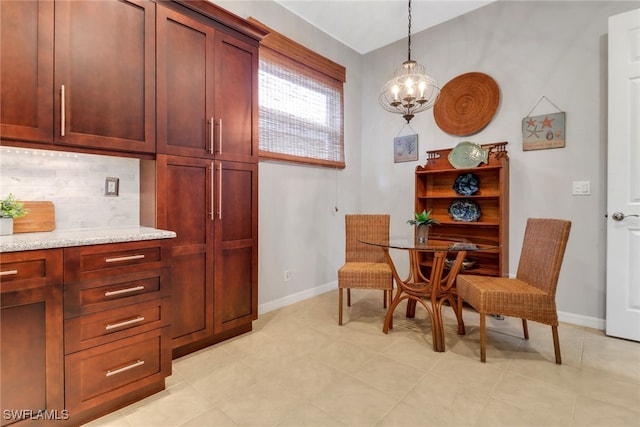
[434,72,500,136]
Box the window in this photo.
[249,18,346,168]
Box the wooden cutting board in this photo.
[13,201,56,233]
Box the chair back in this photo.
[516,218,571,296]
[345,214,389,263]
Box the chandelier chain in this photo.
[407,0,412,61]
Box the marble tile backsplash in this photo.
[0,147,140,231]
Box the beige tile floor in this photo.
[85,290,640,427]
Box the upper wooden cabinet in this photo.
[1,0,156,154]
[54,0,156,153]
[214,33,259,163]
[156,2,259,162]
[156,4,215,158]
[415,142,509,278]
[0,0,54,144]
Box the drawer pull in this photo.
[105,360,145,377]
[105,316,145,331]
[104,285,145,297]
[105,254,145,263]
[0,269,18,276]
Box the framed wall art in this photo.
[522,112,565,151]
[394,133,419,162]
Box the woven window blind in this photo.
[249,18,346,168]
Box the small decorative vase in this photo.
[0,217,14,236]
[416,224,430,244]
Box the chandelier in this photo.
[378,0,440,123]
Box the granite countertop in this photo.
[0,226,177,253]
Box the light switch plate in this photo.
[572,180,590,195]
[105,177,119,196]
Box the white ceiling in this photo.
[274,0,495,55]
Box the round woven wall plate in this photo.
[434,72,500,136]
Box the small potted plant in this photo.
[1,193,28,235]
[407,209,440,243]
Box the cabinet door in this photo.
[156,4,215,158]
[214,33,259,163]
[214,161,258,333]
[54,0,155,154]
[0,0,54,144]
[0,249,64,427]
[156,155,215,349]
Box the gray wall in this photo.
[217,0,366,311]
[224,0,638,327]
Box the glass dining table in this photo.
[359,236,498,352]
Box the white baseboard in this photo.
[258,281,336,315]
[258,282,606,331]
[558,310,605,330]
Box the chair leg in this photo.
[338,288,343,325]
[387,289,393,329]
[480,314,486,363]
[383,290,387,309]
[552,326,562,364]
[522,319,529,340]
[347,288,351,306]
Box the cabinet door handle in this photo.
[0,269,18,276]
[217,163,222,219]
[208,117,214,154]
[104,285,145,297]
[209,162,215,220]
[105,360,145,377]
[105,254,145,263]
[60,85,66,136]
[105,316,145,331]
[217,118,223,154]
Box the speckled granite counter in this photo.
[0,227,176,253]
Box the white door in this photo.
[606,8,640,341]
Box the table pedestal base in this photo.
[382,249,467,352]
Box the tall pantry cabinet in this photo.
[153,1,262,357]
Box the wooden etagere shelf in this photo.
[415,142,509,277]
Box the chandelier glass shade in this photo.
[378,0,439,123]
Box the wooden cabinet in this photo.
[54,0,156,154]
[0,250,65,426]
[214,161,258,333]
[156,2,259,163]
[1,0,156,154]
[63,240,172,418]
[0,0,54,144]
[155,154,215,350]
[214,33,259,163]
[152,1,262,358]
[155,156,258,356]
[156,3,215,158]
[415,142,509,277]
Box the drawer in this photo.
[65,327,171,413]
[65,297,170,353]
[64,268,170,317]
[0,249,63,292]
[64,240,171,282]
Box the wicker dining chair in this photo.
[338,214,393,325]
[457,218,571,363]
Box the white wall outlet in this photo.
[284,270,291,281]
[572,180,591,196]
